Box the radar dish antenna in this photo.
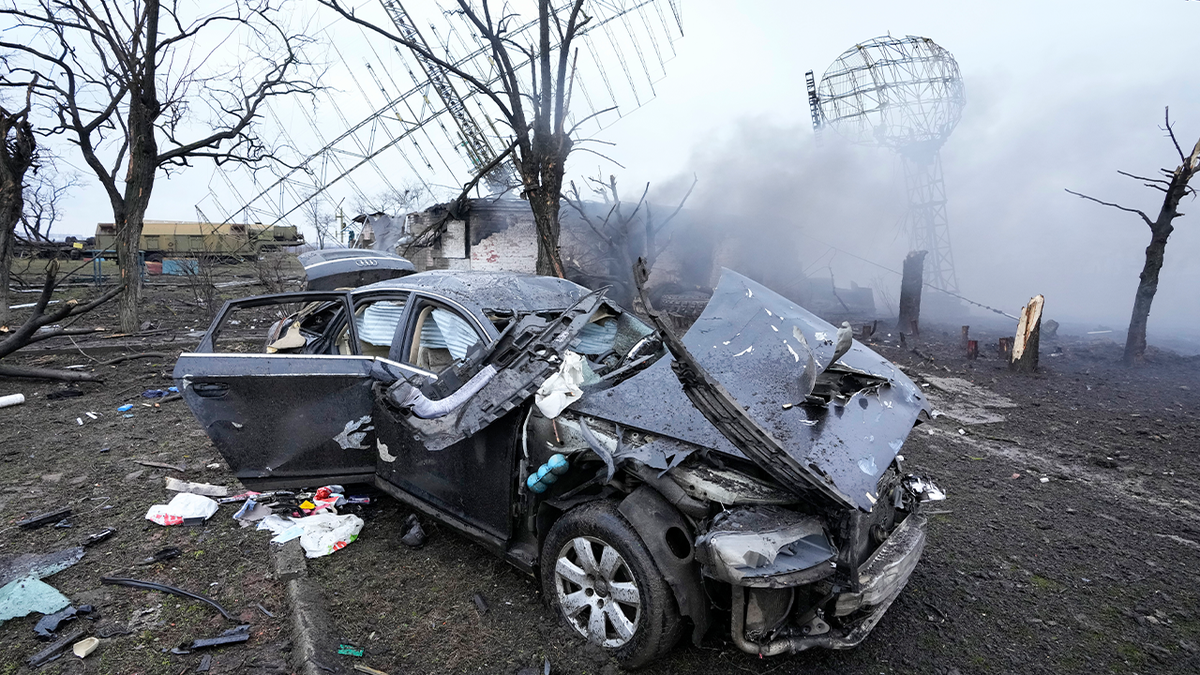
[816,35,965,293]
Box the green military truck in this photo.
[93,220,304,260]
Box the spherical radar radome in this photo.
[817,36,965,151]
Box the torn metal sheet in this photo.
[386,290,606,453]
[669,464,798,506]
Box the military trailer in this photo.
[94,220,304,260]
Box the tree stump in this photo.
[998,337,1013,357]
[1010,295,1045,373]
[896,250,926,333]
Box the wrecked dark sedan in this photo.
[174,266,945,668]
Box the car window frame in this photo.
[199,291,358,354]
[397,293,492,373]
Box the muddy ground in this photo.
[2,267,1199,675]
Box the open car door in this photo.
[174,292,382,490]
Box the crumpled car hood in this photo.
[578,270,929,512]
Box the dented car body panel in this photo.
[174,268,944,663]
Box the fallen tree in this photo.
[0,259,120,381]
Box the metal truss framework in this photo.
[901,153,958,293]
[813,35,965,293]
[198,0,683,230]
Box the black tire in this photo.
[540,500,682,669]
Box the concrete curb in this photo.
[273,539,342,675]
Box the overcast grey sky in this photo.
[43,0,1200,336]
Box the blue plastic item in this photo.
[117,404,133,412]
[526,454,570,494]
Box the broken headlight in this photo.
[696,506,837,586]
[901,474,946,502]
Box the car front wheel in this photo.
[541,500,681,669]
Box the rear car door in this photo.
[175,291,407,490]
[372,295,518,542]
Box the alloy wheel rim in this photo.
[553,536,642,648]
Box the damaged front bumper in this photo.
[727,513,928,656]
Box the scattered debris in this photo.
[27,626,86,668]
[472,592,489,615]
[256,603,275,619]
[141,389,169,398]
[165,477,230,497]
[400,514,426,548]
[145,492,220,526]
[196,653,213,672]
[338,644,364,657]
[0,547,84,589]
[34,604,93,639]
[133,459,187,472]
[72,635,100,658]
[16,508,73,530]
[117,404,133,412]
[100,577,237,620]
[233,499,271,525]
[0,393,25,408]
[0,577,71,623]
[136,548,182,566]
[173,624,250,653]
[46,389,84,400]
[353,665,389,675]
[82,528,117,547]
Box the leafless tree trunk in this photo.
[1066,109,1200,365]
[320,0,597,278]
[0,79,37,326]
[2,0,321,332]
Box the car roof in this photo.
[357,269,590,313]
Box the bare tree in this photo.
[320,0,599,278]
[1,0,321,331]
[352,184,429,219]
[302,195,335,249]
[0,78,37,326]
[562,172,696,307]
[1066,108,1200,365]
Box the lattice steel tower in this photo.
[813,36,965,292]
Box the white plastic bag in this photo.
[145,492,220,526]
[294,513,364,558]
[535,350,585,419]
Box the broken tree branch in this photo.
[0,363,101,381]
[1063,189,1154,227]
[95,352,167,367]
